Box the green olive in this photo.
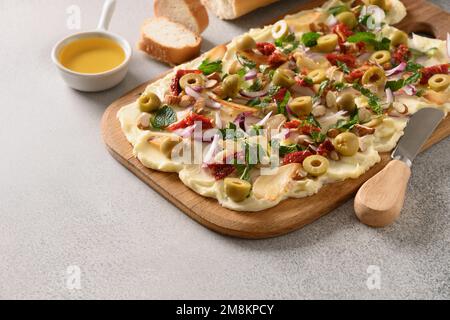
[428,74,450,92]
[303,155,329,177]
[236,34,256,51]
[272,20,289,40]
[272,69,296,88]
[138,92,161,113]
[307,69,327,84]
[370,50,391,65]
[224,178,252,202]
[222,74,241,98]
[336,92,356,112]
[160,137,182,159]
[289,96,313,117]
[179,73,205,90]
[333,132,359,156]
[362,66,386,86]
[316,34,339,53]
[390,30,409,47]
[336,11,357,29]
[369,0,388,10]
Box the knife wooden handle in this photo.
[354,160,411,227]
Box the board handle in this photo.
[354,160,411,227]
[97,0,116,31]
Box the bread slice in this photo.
[201,0,279,20]
[154,0,209,34]
[138,17,202,66]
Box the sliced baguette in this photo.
[201,0,279,20]
[154,0,209,34]
[138,17,202,66]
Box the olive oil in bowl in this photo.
[59,37,126,74]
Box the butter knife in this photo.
[354,108,445,227]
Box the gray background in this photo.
[0,0,449,300]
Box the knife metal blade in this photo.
[391,108,445,167]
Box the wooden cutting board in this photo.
[101,0,450,239]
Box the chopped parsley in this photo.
[310,131,326,144]
[352,83,383,115]
[275,32,300,54]
[279,144,302,157]
[336,61,350,74]
[198,59,222,75]
[335,112,359,130]
[385,72,421,92]
[314,80,330,103]
[277,90,291,115]
[301,32,321,47]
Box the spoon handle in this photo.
[97,0,116,31]
[354,160,411,227]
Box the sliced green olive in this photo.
[138,92,161,113]
[160,137,182,159]
[336,11,357,29]
[272,20,289,40]
[336,92,356,112]
[428,74,450,92]
[333,132,359,156]
[236,34,256,51]
[362,66,386,86]
[303,155,329,177]
[390,30,408,47]
[222,74,240,98]
[369,0,388,10]
[370,50,391,65]
[307,69,327,84]
[289,96,313,117]
[316,34,339,53]
[224,178,252,202]
[272,69,296,88]
[179,73,205,90]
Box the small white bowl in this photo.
[51,0,132,92]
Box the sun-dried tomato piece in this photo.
[392,44,411,64]
[167,113,213,131]
[284,119,301,129]
[207,163,235,180]
[326,53,357,68]
[256,42,276,56]
[316,139,335,156]
[268,51,288,67]
[170,70,202,96]
[420,63,450,84]
[346,68,365,82]
[282,150,313,165]
[273,87,288,103]
[299,125,321,135]
[332,23,353,44]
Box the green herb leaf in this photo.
[306,114,322,129]
[275,33,300,54]
[151,106,177,129]
[405,60,423,73]
[236,53,256,69]
[336,61,350,74]
[352,84,383,115]
[198,59,222,75]
[279,144,302,157]
[310,131,326,144]
[301,32,321,47]
[347,32,391,50]
[385,72,421,92]
[248,79,263,92]
[335,112,359,130]
[314,80,330,103]
[277,90,291,115]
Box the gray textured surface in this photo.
[0,0,449,300]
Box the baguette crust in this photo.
[154,0,209,34]
[138,18,202,66]
[201,0,279,20]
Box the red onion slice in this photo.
[205,79,218,89]
[447,33,450,58]
[215,112,223,129]
[326,14,338,27]
[385,62,407,76]
[385,88,394,105]
[244,69,258,81]
[255,111,273,127]
[205,98,222,109]
[403,85,417,96]
[185,86,202,100]
[174,124,197,138]
[239,89,268,98]
[203,134,221,165]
